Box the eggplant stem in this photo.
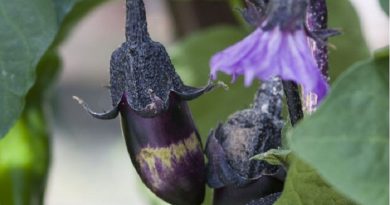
[126,0,150,43]
[282,80,303,126]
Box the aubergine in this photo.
[73,0,217,204]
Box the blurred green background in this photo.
[0,0,388,204]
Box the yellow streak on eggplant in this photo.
[136,132,201,189]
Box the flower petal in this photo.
[210,29,262,79]
[210,27,329,103]
[245,68,256,86]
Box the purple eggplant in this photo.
[74,0,217,204]
[119,93,205,205]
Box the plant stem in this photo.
[282,80,303,126]
[307,0,329,78]
[125,0,150,43]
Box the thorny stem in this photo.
[282,80,303,126]
[126,0,150,43]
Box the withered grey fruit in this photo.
[205,78,285,205]
[73,0,217,204]
[206,78,284,188]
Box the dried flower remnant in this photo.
[73,0,218,204]
[206,78,285,205]
[210,0,338,104]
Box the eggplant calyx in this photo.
[73,96,119,120]
[173,79,228,101]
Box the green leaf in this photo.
[379,0,389,15]
[0,0,107,203]
[0,106,50,205]
[0,0,56,138]
[170,26,259,139]
[53,0,78,23]
[327,0,370,82]
[0,0,107,138]
[29,0,107,104]
[251,149,292,167]
[275,155,355,205]
[289,55,389,205]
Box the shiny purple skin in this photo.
[119,93,205,205]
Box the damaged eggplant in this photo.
[205,78,285,205]
[74,0,217,204]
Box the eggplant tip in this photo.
[72,95,84,105]
[72,95,119,120]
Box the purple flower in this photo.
[210,0,330,103]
